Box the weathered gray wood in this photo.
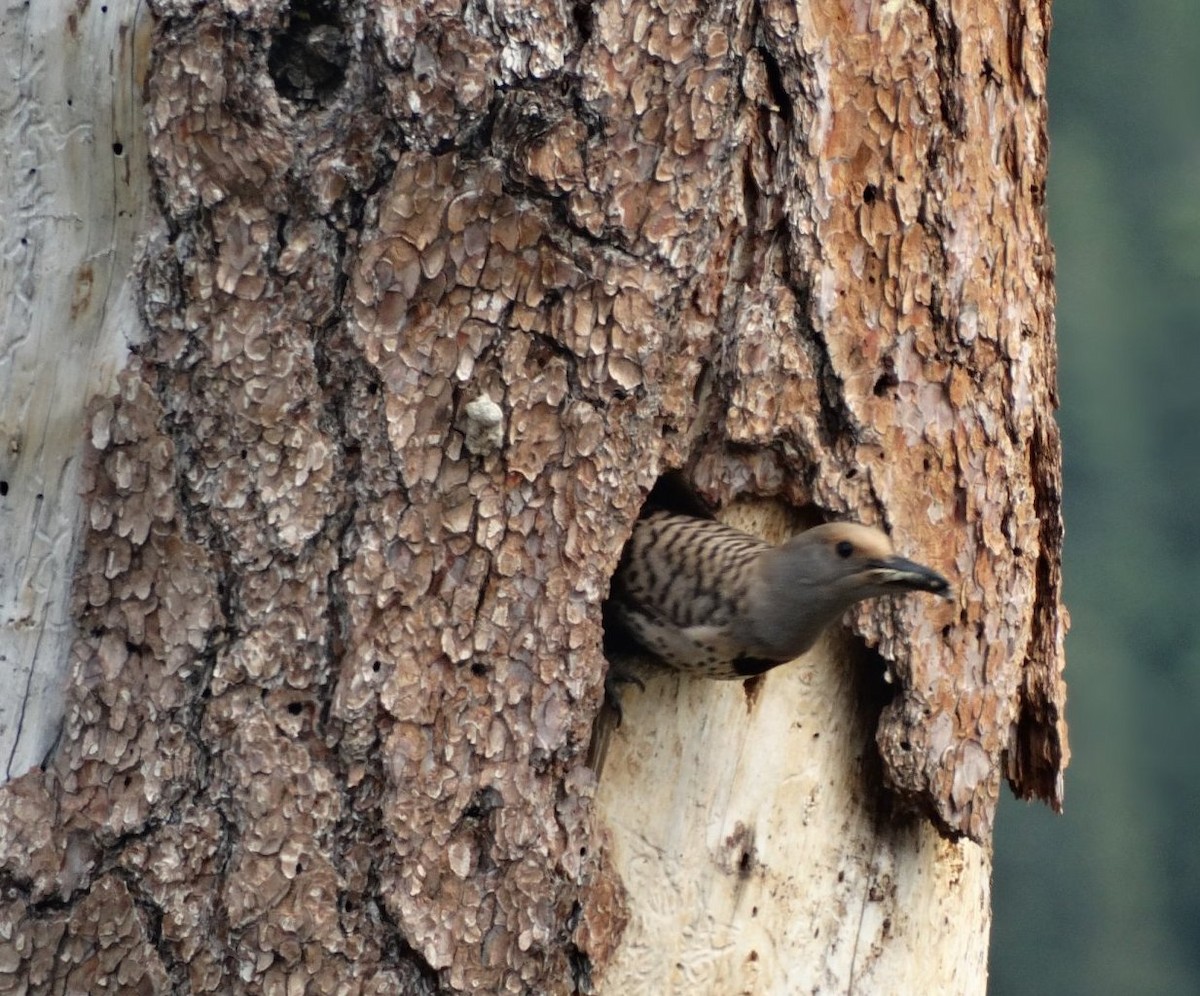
[0,0,153,778]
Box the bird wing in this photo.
[609,512,769,673]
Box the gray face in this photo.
[749,523,950,661]
[785,522,948,597]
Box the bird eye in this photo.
[835,540,854,559]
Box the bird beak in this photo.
[867,557,951,597]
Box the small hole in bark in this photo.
[288,702,304,715]
[463,786,503,820]
[571,1,594,41]
[691,359,712,404]
[371,659,382,673]
[863,184,879,204]
[470,661,488,677]
[112,142,123,155]
[268,0,350,104]
[0,481,7,496]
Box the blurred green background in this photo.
[990,1,1200,993]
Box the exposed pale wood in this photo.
[0,0,153,778]
[595,502,989,995]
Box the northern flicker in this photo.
[606,511,950,680]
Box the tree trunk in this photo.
[0,1,1066,994]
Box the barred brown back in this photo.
[608,511,770,676]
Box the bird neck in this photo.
[750,546,861,661]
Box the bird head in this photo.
[750,521,950,660]
[788,522,951,601]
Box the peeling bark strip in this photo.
[0,0,1064,993]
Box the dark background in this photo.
[991,1,1200,992]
